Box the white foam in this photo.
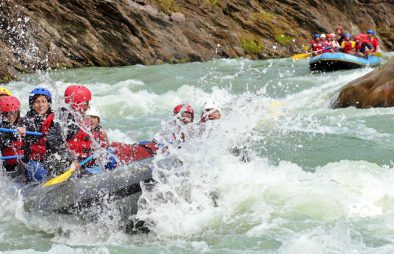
[3,56,394,251]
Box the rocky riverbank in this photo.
[1,0,393,83]
[332,57,394,108]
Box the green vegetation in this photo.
[272,26,293,46]
[241,36,264,54]
[207,0,221,5]
[56,62,70,69]
[251,8,295,46]
[168,57,191,64]
[153,0,179,14]
[275,34,293,46]
[251,9,274,23]
[0,74,12,84]
[86,59,95,66]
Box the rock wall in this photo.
[0,0,393,82]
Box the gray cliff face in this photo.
[0,0,393,82]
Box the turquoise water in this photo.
[2,53,394,253]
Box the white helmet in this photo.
[203,100,221,112]
[320,33,326,38]
[86,106,101,120]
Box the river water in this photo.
[1,54,394,253]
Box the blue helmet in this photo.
[314,33,320,38]
[367,29,375,35]
[29,88,52,106]
[345,33,351,38]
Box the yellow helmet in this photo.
[0,87,12,96]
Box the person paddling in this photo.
[197,101,222,138]
[86,106,117,170]
[329,33,340,50]
[86,107,109,147]
[154,104,195,149]
[336,26,346,45]
[354,35,373,57]
[367,29,379,53]
[0,96,25,177]
[22,88,79,182]
[59,85,94,168]
[172,104,195,143]
[199,101,221,123]
[341,34,355,54]
[309,34,324,56]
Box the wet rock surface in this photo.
[332,57,394,108]
[0,0,393,82]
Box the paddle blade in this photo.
[292,53,310,60]
[371,52,382,57]
[43,168,75,187]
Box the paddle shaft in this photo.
[80,155,95,166]
[0,155,24,160]
[0,128,42,137]
[312,47,332,54]
[292,47,332,60]
[43,154,95,187]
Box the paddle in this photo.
[85,166,102,174]
[292,45,312,60]
[0,128,42,137]
[43,154,95,187]
[370,52,382,57]
[292,52,311,60]
[0,155,24,160]
[292,47,332,60]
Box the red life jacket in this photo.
[355,42,362,52]
[92,127,107,148]
[111,141,158,164]
[29,113,54,161]
[312,40,323,52]
[67,128,92,160]
[322,40,331,52]
[342,41,354,53]
[359,34,369,42]
[2,139,24,166]
[370,37,379,52]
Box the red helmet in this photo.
[173,104,194,121]
[64,85,91,109]
[326,34,332,39]
[0,96,20,113]
[354,35,361,41]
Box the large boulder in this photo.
[332,57,394,108]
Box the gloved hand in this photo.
[105,147,118,170]
[27,160,47,182]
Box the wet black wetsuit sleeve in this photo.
[46,121,75,162]
[0,121,19,150]
[21,115,40,162]
[0,132,12,150]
